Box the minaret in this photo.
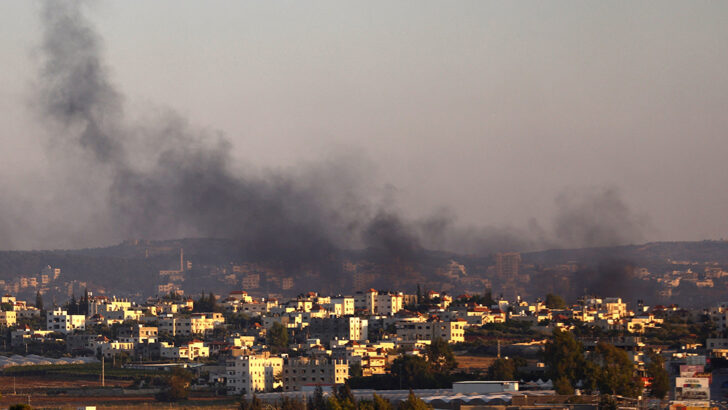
[180,248,184,272]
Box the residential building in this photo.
[396,319,466,343]
[282,358,349,392]
[46,308,86,334]
[226,354,284,395]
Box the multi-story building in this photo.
[96,339,136,358]
[495,252,521,278]
[354,290,404,315]
[329,297,355,316]
[66,334,103,353]
[160,340,209,360]
[11,328,55,347]
[396,319,466,343]
[0,310,17,327]
[46,308,86,334]
[228,291,254,303]
[118,325,158,344]
[242,274,261,289]
[282,358,349,392]
[307,317,368,344]
[88,296,133,316]
[226,354,284,395]
[159,313,224,336]
[604,298,628,318]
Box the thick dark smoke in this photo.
[23,1,651,284]
[39,1,124,166]
[35,1,391,277]
[570,258,658,304]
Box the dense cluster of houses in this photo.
[4,287,728,398]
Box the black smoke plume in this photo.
[25,2,651,291]
[36,1,414,284]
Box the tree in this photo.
[240,394,264,410]
[267,322,289,353]
[280,396,306,410]
[373,394,393,410]
[392,355,435,389]
[646,350,669,399]
[590,342,641,397]
[425,338,457,372]
[35,291,44,311]
[398,391,431,410]
[482,289,496,307]
[334,383,356,410]
[554,377,574,395]
[308,385,327,410]
[156,367,193,402]
[194,292,220,313]
[543,328,587,393]
[488,358,516,380]
[350,362,363,377]
[545,294,567,309]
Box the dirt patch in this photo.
[0,375,130,393]
[455,355,497,372]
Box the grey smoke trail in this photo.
[37,1,404,280]
[40,1,125,166]
[416,186,650,254]
[552,187,650,248]
[33,1,651,283]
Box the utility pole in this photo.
[497,339,501,359]
[101,355,105,387]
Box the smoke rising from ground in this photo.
[1,2,651,272]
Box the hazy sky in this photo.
[1,1,727,250]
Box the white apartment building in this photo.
[396,319,466,343]
[604,298,628,318]
[159,312,225,336]
[100,308,144,324]
[282,358,349,392]
[46,308,86,334]
[354,290,404,316]
[88,296,133,316]
[96,340,135,358]
[226,354,284,395]
[329,297,355,316]
[0,310,17,327]
[160,340,209,360]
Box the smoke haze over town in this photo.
[0,1,727,254]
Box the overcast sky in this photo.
[1,1,727,250]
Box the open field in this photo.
[0,393,238,409]
[454,355,496,372]
[0,375,131,393]
[2,363,166,380]
[0,364,239,409]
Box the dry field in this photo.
[0,375,236,409]
[454,355,497,372]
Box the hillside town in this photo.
[7,244,728,314]
[3,278,728,409]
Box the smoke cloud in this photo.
[2,1,651,279]
[35,1,398,277]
